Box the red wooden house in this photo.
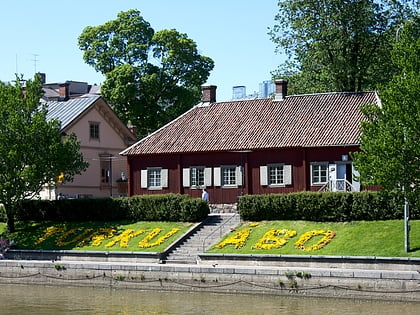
[121,80,379,204]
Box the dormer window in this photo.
[90,121,100,140]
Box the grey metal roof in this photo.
[45,95,100,130]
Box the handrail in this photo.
[318,179,355,192]
[202,213,239,252]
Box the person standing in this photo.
[202,188,209,202]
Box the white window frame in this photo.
[260,164,292,187]
[310,162,329,185]
[222,165,236,187]
[190,166,205,187]
[182,166,212,188]
[213,165,242,188]
[141,168,168,190]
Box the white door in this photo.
[328,164,337,191]
[336,164,347,191]
[352,164,360,192]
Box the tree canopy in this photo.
[0,76,88,232]
[269,0,417,94]
[78,10,214,137]
[352,16,420,207]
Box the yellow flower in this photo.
[138,228,180,248]
[252,229,297,250]
[55,228,94,247]
[249,222,260,227]
[85,228,116,247]
[215,228,252,249]
[294,230,335,251]
[34,226,64,245]
[105,229,146,248]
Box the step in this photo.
[163,214,241,264]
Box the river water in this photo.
[1,284,418,314]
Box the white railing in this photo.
[318,179,355,192]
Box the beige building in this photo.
[40,84,136,199]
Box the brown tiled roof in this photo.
[121,92,378,155]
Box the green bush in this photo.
[238,191,418,222]
[16,194,209,223]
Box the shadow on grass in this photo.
[12,220,130,251]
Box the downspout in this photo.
[177,154,183,194]
[302,147,308,191]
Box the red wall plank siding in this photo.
[127,145,360,203]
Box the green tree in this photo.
[78,10,214,137]
[352,16,420,207]
[269,0,416,94]
[0,76,89,232]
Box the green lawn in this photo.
[1,220,419,257]
[207,220,420,257]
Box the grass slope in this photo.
[1,220,419,257]
[207,220,420,257]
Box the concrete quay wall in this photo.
[198,253,420,271]
[1,259,419,302]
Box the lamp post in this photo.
[108,155,113,197]
[404,193,410,252]
[396,25,410,253]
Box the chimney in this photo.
[36,72,46,84]
[274,79,288,101]
[128,125,137,138]
[201,85,217,103]
[58,83,70,101]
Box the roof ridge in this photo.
[286,91,375,98]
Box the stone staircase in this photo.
[163,213,241,264]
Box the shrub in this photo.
[16,194,208,223]
[238,191,418,222]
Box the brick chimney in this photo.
[274,79,288,101]
[201,85,217,103]
[36,72,46,84]
[58,83,70,101]
[128,125,137,138]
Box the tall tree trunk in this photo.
[6,211,15,233]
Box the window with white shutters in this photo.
[260,164,292,186]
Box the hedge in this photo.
[238,191,419,222]
[15,194,209,223]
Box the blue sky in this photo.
[0,0,284,102]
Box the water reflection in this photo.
[1,284,418,314]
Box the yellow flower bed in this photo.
[55,228,94,247]
[90,228,117,247]
[294,230,336,251]
[138,228,180,248]
[214,226,336,252]
[215,228,252,249]
[34,227,64,245]
[252,229,297,250]
[105,229,146,248]
[34,224,336,252]
[34,226,181,249]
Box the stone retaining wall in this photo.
[198,253,420,271]
[1,259,419,302]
